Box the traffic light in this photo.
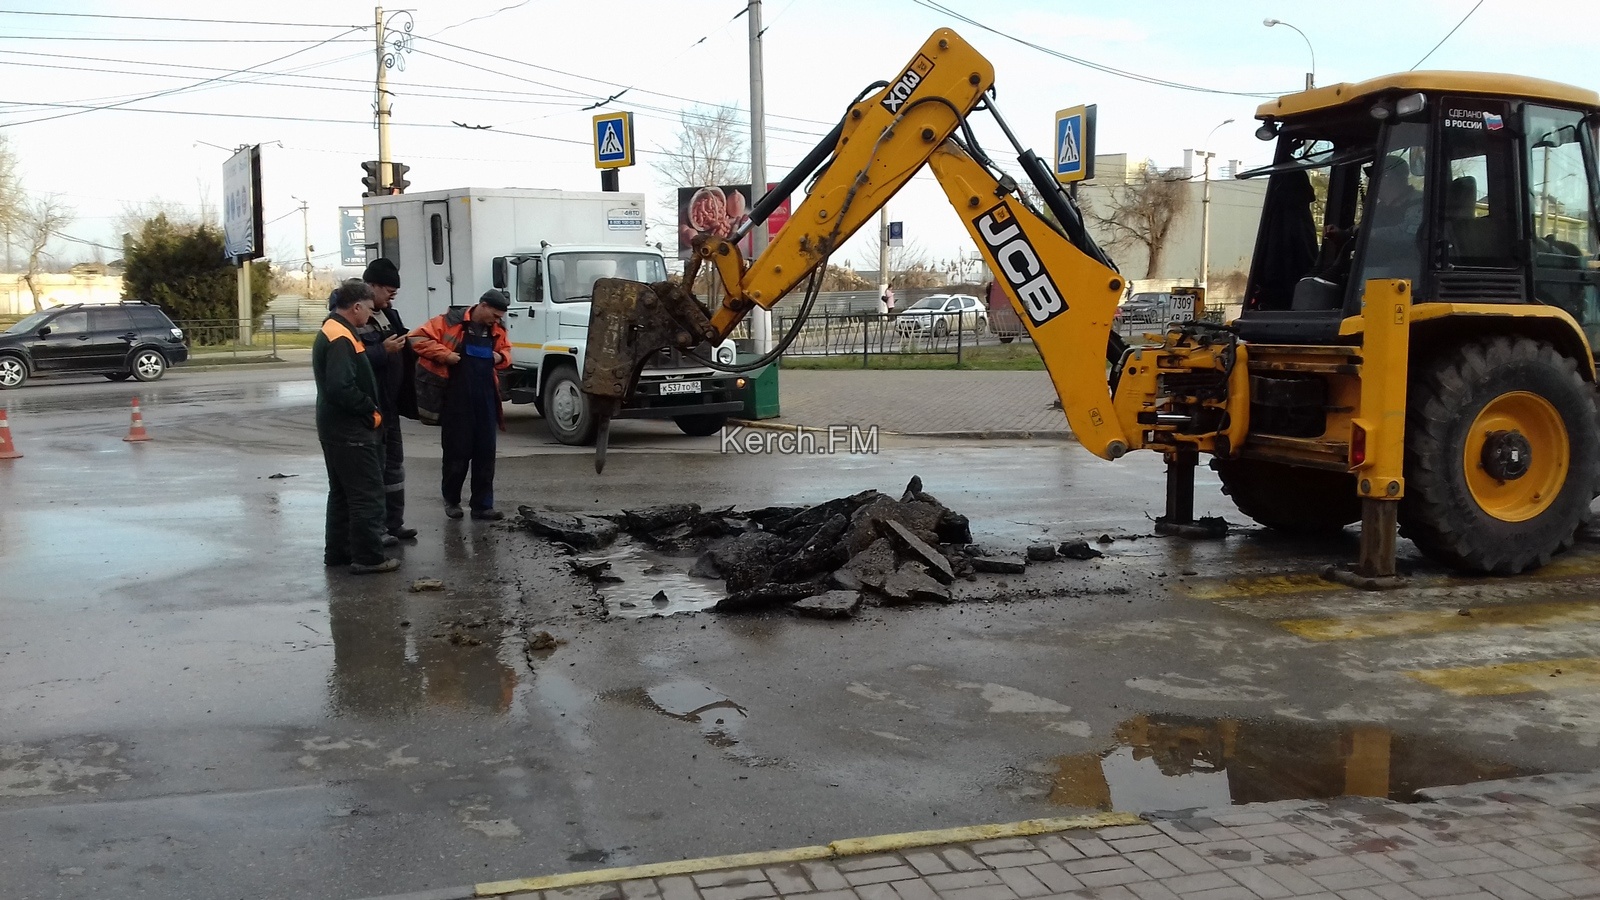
[360,160,381,197]
[390,162,410,194]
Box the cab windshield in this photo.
[5,311,54,334]
[546,252,668,303]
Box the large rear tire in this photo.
[1401,336,1599,574]
[1212,458,1361,534]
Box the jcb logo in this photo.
[974,204,1067,326]
[881,55,935,114]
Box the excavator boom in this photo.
[582,28,1127,470]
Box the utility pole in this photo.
[375,6,393,191]
[878,207,889,291]
[3,226,10,272]
[1199,151,1213,289]
[293,197,312,292]
[747,0,772,354]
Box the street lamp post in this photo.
[1264,18,1316,90]
[1198,118,1235,291]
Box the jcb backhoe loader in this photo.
[582,29,1600,580]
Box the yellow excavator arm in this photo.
[582,29,1130,470]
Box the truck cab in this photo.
[492,245,744,443]
[364,187,742,446]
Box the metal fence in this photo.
[173,316,282,363]
[754,310,1028,366]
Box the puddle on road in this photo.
[1024,713,1535,813]
[603,680,759,755]
[585,544,723,619]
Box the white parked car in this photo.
[894,294,986,337]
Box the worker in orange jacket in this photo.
[410,290,514,520]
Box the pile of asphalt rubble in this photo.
[516,477,1104,619]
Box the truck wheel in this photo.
[541,364,596,445]
[1400,336,1599,574]
[1212,458,1361,534]
[674,414,727,437]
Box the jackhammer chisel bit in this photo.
[581,277,719,474]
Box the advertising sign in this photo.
[223,144,264,260]
[339,206,366,266]
[676,183,790,260]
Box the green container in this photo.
[740,360,781,420]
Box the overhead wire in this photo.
[0,25,368,128]
[0,10,359,27]
[910,0,1290,98]
[1410,0,1487,70]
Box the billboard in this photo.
[676,183,790,261]
[222,144,264,260]
[339,206,367,266]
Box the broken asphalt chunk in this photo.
[715,581,822,613]
[880,520,955,584]
[621,503,701,535]
[518,507,621,550]
[1027,543,1059,562]
[880,562,952,605]
[1058,540,1105,560]
[408,578,446,592]
[791,590,862,619]
[971,556,1027,574]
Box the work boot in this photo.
[445,505,464,520]
[471,508,504,521]
[349,557,401,575]
[390,526,418,540]
[381,533,400,547]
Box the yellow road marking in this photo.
[474,812,1140,896]
[1184,572,1343,601]
[1518,553,1600,580]
[1277,599,1600,641]
[1406,657,1600,697]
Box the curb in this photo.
[473,812,1139,898]
[726,420,1075,442]
[350,812,1141,900]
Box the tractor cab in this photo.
[1234,73,1600,351]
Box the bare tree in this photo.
[19,194,74,310]
[855,237,933,286]
[656,104,749,188]
[1082,160,1191,278]
[0,134,20,268]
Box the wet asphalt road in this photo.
[2,368,1598,900]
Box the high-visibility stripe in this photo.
[320,317,365,353]
[1277,599,1600,642]
[510,342,543,350]
[1406,657,1600,696]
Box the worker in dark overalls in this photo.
[409,289,513,520]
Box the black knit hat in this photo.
[478,289,510,311]
[363,257,401,289]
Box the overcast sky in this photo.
[1,0,1595,278]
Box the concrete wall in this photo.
[0,273,125,315]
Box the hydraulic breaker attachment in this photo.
[581,277,720,473]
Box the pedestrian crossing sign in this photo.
[592,112,635,169]
[1054,104,1096,184]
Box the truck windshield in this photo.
[546,252,667,303]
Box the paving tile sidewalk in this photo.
[742,370,1070,437]
[381,772,1600,900]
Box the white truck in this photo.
[363,187,744,444]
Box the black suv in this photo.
[0,302,189,389]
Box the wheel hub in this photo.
[1481,430,1533,481]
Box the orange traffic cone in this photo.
[0,407,21,459]
[123,396,152,443]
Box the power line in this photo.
[0,35,369,43]
[0,27,366,128]
[910,0,1288,98]
[1410,0,1487,70]
[0,9,359,27]
[429,0,539,37]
